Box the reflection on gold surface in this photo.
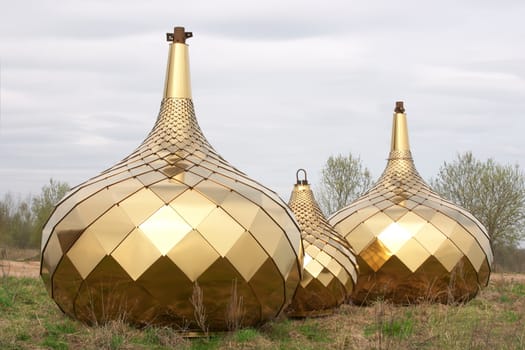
[285,170,358,317]
[329,102,493,304]
[41,27,302,331]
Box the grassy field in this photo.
[1,270,524,350]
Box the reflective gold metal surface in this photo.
[40,27,302,330]
[286,170,358,317]
[329,102,493,304]
[164,42,191,99]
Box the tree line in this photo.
[0,179,70,249]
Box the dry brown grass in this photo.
[190,281,209,336]
[225,279,244,332]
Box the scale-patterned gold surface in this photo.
[286,170,358,317]
[40,28,302,330]
[329,102,493,304]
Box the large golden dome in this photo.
[329,102,493,304]
[286,170,358,317]
[40,27,302,330]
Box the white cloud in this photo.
[0,0,524,199]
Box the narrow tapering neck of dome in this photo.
[390,101,410,153]
[370,100,429,194]
[163,27,193,99]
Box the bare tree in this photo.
[316,153,373,216]
[0,193,33,248]
[430,152,525,251]
[0,194,14,246]
[0,179,70,249]
[31,179,70,247]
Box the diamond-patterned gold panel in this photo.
[329,102,493,304]
[40,27,302,330]
[285,171,358,317]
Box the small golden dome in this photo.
[329,101,493,304]
[40,27,302,330]
[286,169,358,317]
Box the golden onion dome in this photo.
[286,169,358,317]
[40,27,302,330]
[329,101,493,304]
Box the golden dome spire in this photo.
[329,102,493,304]
[368,101,428,204]
[164,27,192,99]
[285,169,358,317]
[391,101,410,154]
[41,27,302,330]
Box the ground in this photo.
[0,260,40,278]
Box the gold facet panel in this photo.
[329,102,493,304]
[41,27,302,331]
[285,170,358,317]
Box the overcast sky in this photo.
[1,0,524,201]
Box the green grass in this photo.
[0,275,524,349]
[364,310,414,340]
[502,310,520,323]
[190,337,221,350]
[234,328,259,342]
[0,286,14,308]
[510,283,525,296]
[42,320,77,350]
[297,320,329,342]
[110,334,124,350]
[263,317,292,342]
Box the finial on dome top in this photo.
[166,27,193,43]
[395,101,405,113]
[296,169,309,185]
